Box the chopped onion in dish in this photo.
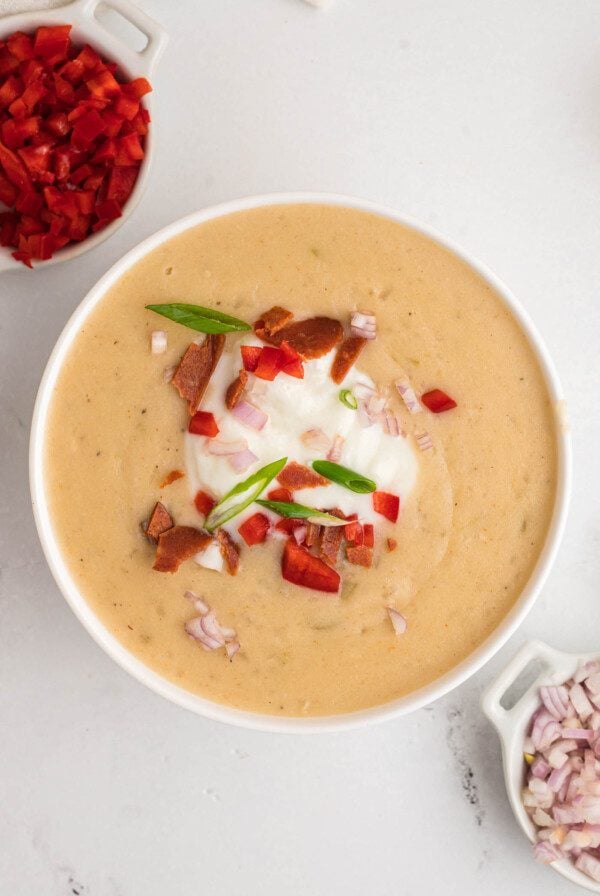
[207,438,248,456]
[522,661,600,883]
[151,330,167,354]
[228,448,259,473]
[381,408,402,437]
[184,590,210,614]
[301,428,331,452]
[327,434,345,462]
[395,376,422,414]
[387,606,407,635]
[183,591,240,659]
[415,431,433,451]
[350,309,377,340]
[231,399,268,431]
[163,365,176,383]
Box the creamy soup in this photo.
[44,204,558,716]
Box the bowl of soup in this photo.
[29,193,571,732]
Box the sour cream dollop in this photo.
[184,337,418,527]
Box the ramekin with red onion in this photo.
[483,641,600,892]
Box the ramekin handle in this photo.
[67,0,168,76]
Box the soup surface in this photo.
[44,204,558,716]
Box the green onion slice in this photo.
[311,460,376,494]
[146,303,251,335]
[339,389,358,409]
[256,500,347,527]
[204,458,287,531]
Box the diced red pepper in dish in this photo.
[238,512,270,546]
[188,411,220,437]
[267,487,293,503]
[282,540,340,593]
[372,491,400,523]
[6,33,34,63]
[240,345,262,372]
[421,389,457,413]
[194,490,216,517]
[33,25,71,63]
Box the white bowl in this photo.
[482,640,600,892]
[29,192,572,732]
[0,0,167,272]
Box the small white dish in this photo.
[482,640,600,892]
[30,192,571,732]
[0,0,167,273]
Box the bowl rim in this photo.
[29,191,572,733]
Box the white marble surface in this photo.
[1,0,600,893]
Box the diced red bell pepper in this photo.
[58,57,85,84]
[113,92,139,121]
[34,25,72,63]
[71,108,106,147]
[86,68,121,99]
[0,76,22,109]
[0,211,17,245]
[282,541,340,594]
[106,165,137,203]
[100,108,124,137]
[114,132,143,165]
[363,524,374,548]
[18,143,51,178]
[194,490,216,516]
[188,411,220,437]
[46,111,70,137]
[76,189,95,215]
[421,389,457,413]
[122,77,152,100]
[2,116,39,149]
[92,137,116,164]
[254,346,283,381]
[84,169,105,191]
[0,47,19,77]
[238,512,270,546]
[372,491,400,523]
[7,32,34,62]
[53,72,75,104]
[54,147,71,181]
[131,109,149,136]
[75,44,102,72]
[267,487,293,503]
[15,191,42,215]
[9,80,47,118]
[18,213,43,235]
[69,213,91,241]
[0,172,17,206]
[92,198,121,230]
[0,139,32,191]
[241,345,262,372]
[69,162,93,185]
[278,340,304,378]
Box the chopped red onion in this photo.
[207,438,248,456]
[386,606,407,635]
[327,434,345,462]
[575,662,600,684]
[415,431,433,452]
[301,428,331,452]
[534,841,564,864]
[350,309,377,340]
[395,376,422,414]
[570,684,594,721]
[293,525,308,545]
[163,365,176,383]
[185,617,222,650]
[151,330,167,354]
[183,593,240,659]
[357,400,375,428]
[381,408,402,437]
[366,393,386,416]
[228,447,259,473]
[231,399,268,431]
[541,684,571,721]
[226,641,240,660]
[184,590,210,615]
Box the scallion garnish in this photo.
[146,303,251,335]
[256,500,347,527]
[339,388,358,409]
[311,460,376,494]
[204,457,287,531]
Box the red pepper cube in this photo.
[194,490,216,517]
[122,77,152,99]
[86,68,121,99]
[106,165,137,204]
[54,148,71,182]
[15,190,43,215]
[75,44,103,72]
[0,173,17,207]
[0,141,33,192]
[254,346,283,381]
[113,92,139,121]
[188,411,220,438]
[267,487,293,503]
[114,132,144,165]
[72,108,107,147]
[372,491,400,523]
[46,111,70,138]
[53,72,75,105]
[0,46,20,77]
[344,520,364,546]
[282,541,340,594]
[100,108,124,137]
[7,32,34,62]
[238,512,270,546]
[0,75,22,109]
[421,389,457,413]
[34,25,72,63]
[69,213,91,242]
[69,163,93,185]
[18,144,52,179]
[241,345,262,372]
[363,524,374,548]
[76,190,95,215]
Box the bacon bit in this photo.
[387,537,397,552]
[189,410,219,437]
[421,388,457,413]
[301,428,331,453]
[395,375,422,414]
[154,526,213,573]
[282,540,340,593]
[320,524,344,566]
[240,344,262,372]
[327,433,345,462]
[330,336,367,384]
[363,524,374,548]
[345,520,364,546]
[254,305,294,340]
[350,310,377,340]
[171,334,225,413]
[225,369,248,409]
[238,512,270,546]
[160,469,185,488]
[277,460,329,490]
[267,487,293,502]
[305,522,321,547]
[268,317,344,360]
[346,544,373,567]
[194,490,216,517]
[144,501,173,543]
[415,431,434,451]
[217,528,240,575]
[373,491,400,523]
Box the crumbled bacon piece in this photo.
[254,305,294,340]
[225,369,248,409]
[346,544,373,568]
[320,524,344,566]
[305,521,321,547]
[153,526,212,573]
[144,501,173,543]
[387,538,397,552]
[267,317,344,360]
[277,460,329,490]
[159,469,185,488]
[217,528,240,575]
[171,334,225,413]
[330,336,367,384]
